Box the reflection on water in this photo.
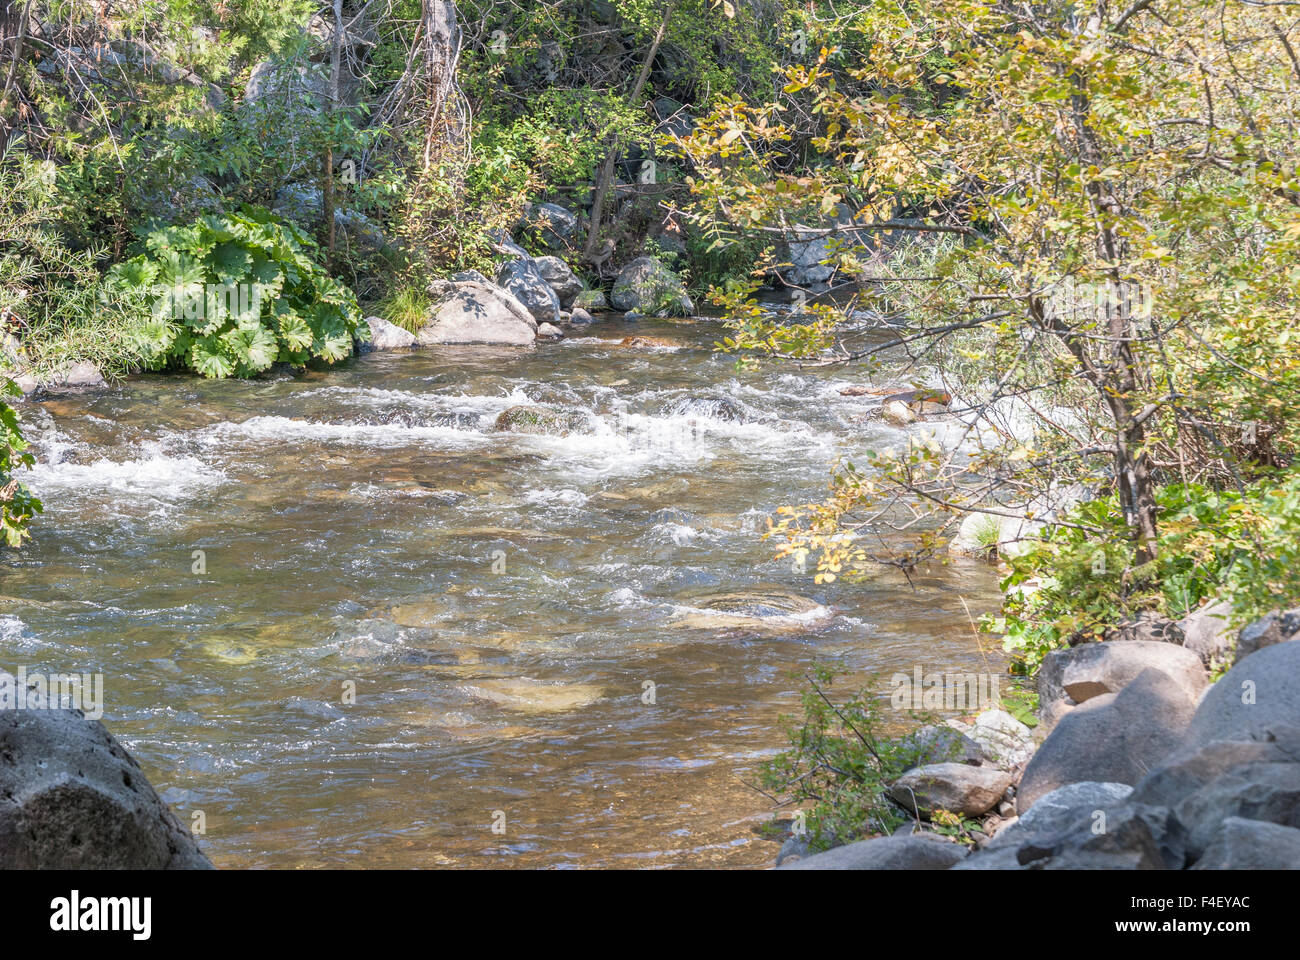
[0,318,1003,868]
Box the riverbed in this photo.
[0,316,1003,868]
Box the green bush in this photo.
[0,381,41,547]
[109,211,366,378]
[1,141,154,380]
[758,665,947,852]
[984,470,1300,673]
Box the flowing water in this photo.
[0,315,1004,868]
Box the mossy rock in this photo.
[610,257,694,317]
[573,289,609,311]
[493,404,589,436]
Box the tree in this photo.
[680,0,1300,593]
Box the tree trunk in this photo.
[421,0,460,171]
[322,0,343,263]
[0,1,31,155]
[581,2,677,264]
[1066,71,1161,566]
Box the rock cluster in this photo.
[784,609,1300,870]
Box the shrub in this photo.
[758,665,946,852]
[109,210,365,378]
[983,470,1300,673]
[0,381,41,547]
[377,283,431,334]
[1,140,154,380]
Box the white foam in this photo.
[304,384,535,416]
[522,487,589,507]
[652,523,701,546]
[28,448,226,499]
[0,614,25,645]
[203,416,493,449]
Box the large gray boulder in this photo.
[1183,635,1300,746]
[610,257,694,317]
[1018,668,1196,813]
[958,801,1184,870]
[1191,817,1300,870]
[1178,600,1235,668]
[273,183,390,256]
[521,202,579,250]
[1130,730,1300,808]
[533,256,584,307]
[496,260,561,324]
[1231,608,1300,666]
[889,762,1012,817]
[417,280,537,346]
[983,781,1134,852]
[572,288,609,312]
[1172,763,1300,860]
[1037,641,1207,736]
[0,672,212,869]
[357,316,415,352]
[783,224,843,286]
[486,230,531,261]
[777,832,967,870]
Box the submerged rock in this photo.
[387,599,444,629]
[0,671,213,869]
[459,677,604,714]
[615,335,678,348]
[663,395,746,421]
[672,589,832,633]
[493,405,589,436]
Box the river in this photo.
[0,314,1003,868]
